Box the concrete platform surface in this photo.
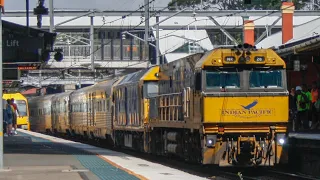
[1,129,209,180]
[1,131,140,180]
[289,132,320,140]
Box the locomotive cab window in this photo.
[143,81,158,98]
[205,70,240,90]
[249,69,284,89]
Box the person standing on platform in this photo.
[302,84,312,128]
[289,87,297,131]
[5,99,13,136]
[296,86,310,131]
[10,98,19,135]
[2,98,7,136]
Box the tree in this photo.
[168,0,312,10]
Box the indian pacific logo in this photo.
[221,100,274,119]
[240,100,258,110]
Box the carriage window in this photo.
[249,70,283,88]
[206,71,240,89]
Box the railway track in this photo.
[47,133,319,180]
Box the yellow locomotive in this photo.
[28,44,288,167]
[147,44,288,166]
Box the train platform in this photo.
[0,129,207,180]
[287,132,320,177]
[288,132,320,140]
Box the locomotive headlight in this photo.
[206,135,217,148]
[279,138,285,145]
[207,139,214,147]
[277,133,286,146]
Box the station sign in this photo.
[3,33,44,63]
[17,66,38,70]
[17,63,41,70]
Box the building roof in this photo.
[256,17,320,49]
[276,35,320,57]
[153,29,212,63]
[2,20,56,38]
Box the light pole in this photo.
[151,7,188,65]
[89,14,95,72]
[124,7,193,66]
[155,13,160,65]
[0,4,3,170]
[49,0,54,33]
[144,0,150,62]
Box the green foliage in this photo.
[168,0,311,10]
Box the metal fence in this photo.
[55,44,141,61]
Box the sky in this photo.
[5,0,172,11]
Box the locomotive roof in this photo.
[194,50,215,69]
[117,68,151,86]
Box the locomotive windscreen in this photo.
[249,70,283,88]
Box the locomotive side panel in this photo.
[148,53,205,162]
[149,53,203,128]
[113,67,159,152]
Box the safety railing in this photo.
[149,93,184,121]
[54,44,141,61]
